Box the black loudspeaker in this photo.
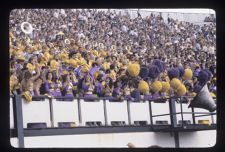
[188,84,216,112]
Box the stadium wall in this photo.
[10,130,216,148]
[97,9,214,25]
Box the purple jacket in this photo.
[44,80,62,97]
[89,66,100,77]
[95,82,103,94]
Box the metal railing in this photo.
[10,95,217,148]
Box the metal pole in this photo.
[180,97,184,127]
[169,98,178,127]
[169,97,179,148]
[77,99,82,126]
[192,108,196,124]
[149,101,153,125]
[13,95,25,148]
[127,100,131,125]
[49,98,54,127]
[103,100,108,126]
[211,114,214,124]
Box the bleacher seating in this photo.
[79,99,105,126]
[21,98,51,128]
[105,100,129,126]
[151,100,171,125]
[52,98,80,127]
[129,101,151,125]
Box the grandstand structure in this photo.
[10,95,216,148]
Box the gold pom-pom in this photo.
[59,53,69,61]
[151,81,162,93]
[138,80,149,94]
[99,50,107,57]
[64,59,70,64]
[43,51,50,61]
[101,81,106,86]
[183,68,193,80]
[92,50,99,57]
[195,64,200,68]
[161,81,170,92]
[69,59,77,68]
[94,71,100,79]
[170,78,181,90]
[190,92,197,97]
[176,84,187,96]
[26,63,35,71]
[210,92,216,98]
[81,64,90,73]
[17,55,26,61]
[50,60,58,70]
[127,63,140,77]
[102,62,110,70]
[88,60,94,67]
[22,91,32,102]
[78,58,86,66]
[62,70,69,75]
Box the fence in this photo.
[10,95,217,148]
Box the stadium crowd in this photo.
[204,14,216,23]
[9,9,216,102]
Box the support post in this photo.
[49,98,54,127]
[127,100,131,125]
[192,108,196,125]
[103,100,108,126]
[169,98,178,127]
[169,97,179,148]
[77,99,82,126]
[180,97,184,127]
[13,95,24,148]
[149,101,153,125]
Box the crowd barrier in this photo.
[10,95,217,128]
[52,98,79,127]
[9,95,217,148]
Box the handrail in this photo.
[17,95,217,100]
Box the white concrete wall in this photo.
[10,132,175,148]
[98,9,214,25]
[179,130,216,147]
[10,130,216,148]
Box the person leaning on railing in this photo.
[20,63,40,102]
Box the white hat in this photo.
[174,40,179,44]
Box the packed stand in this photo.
[204,14,216,23]
[9,9,216,102]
